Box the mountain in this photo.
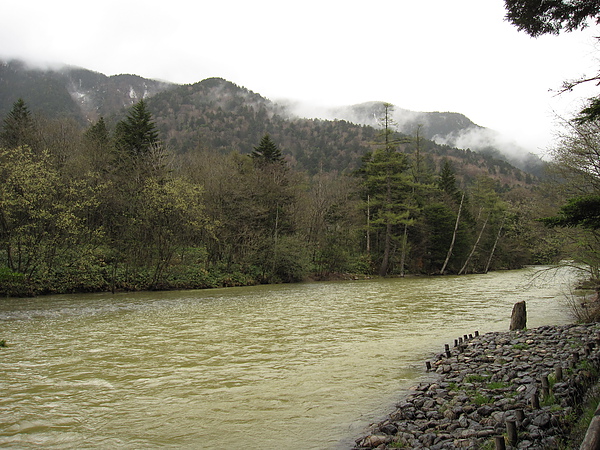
[0,58,544,179]
[290,101,543,176]
[0,59,175,123]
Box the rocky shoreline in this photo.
[354,323,600,449]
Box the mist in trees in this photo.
[0,99,552,296]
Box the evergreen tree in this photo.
[114,99,160,157]
[438,160,460,200]
[85,117,110,146]
[0,98,35,149]
[504,0,600,37]
[360,103,413,276]
[251,133,284,165]
[82,117,111,172]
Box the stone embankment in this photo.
[354,323,600,449]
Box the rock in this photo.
[532,413,551,428]
[353,323,600,450]
[357,434,390,448]
[378,422,397,435]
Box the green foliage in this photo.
[540,195,600,229]
[465,374,490,383]
[114,99,161,158]
[0,98,35,149]
[251,133,284,165]
[504,0,600,37]
[512,343,529,350]
[0,84,554,296]
[576,97,600,124]
[472,392,493,405]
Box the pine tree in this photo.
[360,103,412,276]
[115,99,160,157]
[251,134,284,165]
[0,98,35,149]
[438,160,461,203]
[83,117,111,172]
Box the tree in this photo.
[504,1,600,121]
[251,133,284,165]
[0,146,102,293]
[302,171,362,276]
[111,100,170,185]
[114,99,161,157]
[0,98,36,149]
[132,177,208,288]
[360,103,412,276]
[541,119,600,279]
[504,0,600,37]
[540,195,600,229]
[438,160,462,204]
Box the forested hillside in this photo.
[0,87,564,297]
[0,59,175,122]
[145,77,540,180]
[0,59,544,175]
[0,59,571,297]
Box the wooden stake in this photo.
[506,420,518,446]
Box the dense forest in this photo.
[0,86,574,297]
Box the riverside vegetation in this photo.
[0,94,588,298]
[2,1,600,300]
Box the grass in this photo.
[512,343,529,350]
[0,339,6,348]
[472,392,493,405]
[541,392,558,407]
[560,386,600,448]
[465,373,489,383]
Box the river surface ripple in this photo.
[0,266,579,449]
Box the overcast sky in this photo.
[1,0,598,155]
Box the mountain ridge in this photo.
[0,58,544,176]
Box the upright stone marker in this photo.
[510,301,527,330]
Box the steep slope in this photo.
[311,101,545,176]
[0,58,542,182]
[146,78,537,186]
[0,59,175,123]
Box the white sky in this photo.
[1,0,598,154]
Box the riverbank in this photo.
[354,322,600,449]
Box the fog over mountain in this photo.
[278,99,543,173]
[0,58,544,175]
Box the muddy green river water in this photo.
[0,266,579,448]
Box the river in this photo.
[0,266,580,449]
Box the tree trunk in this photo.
[458,212,489,275]
[379,221,392,277]
[399,222,408,277]
[440,193,464,275]
[366,195,371,254]
[484,214,506,273]
[510,301,527,330]
[379,171,393,277]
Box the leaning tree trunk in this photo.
[458,212,489,275]
[484,214,506,274]
[440,193,464,275]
